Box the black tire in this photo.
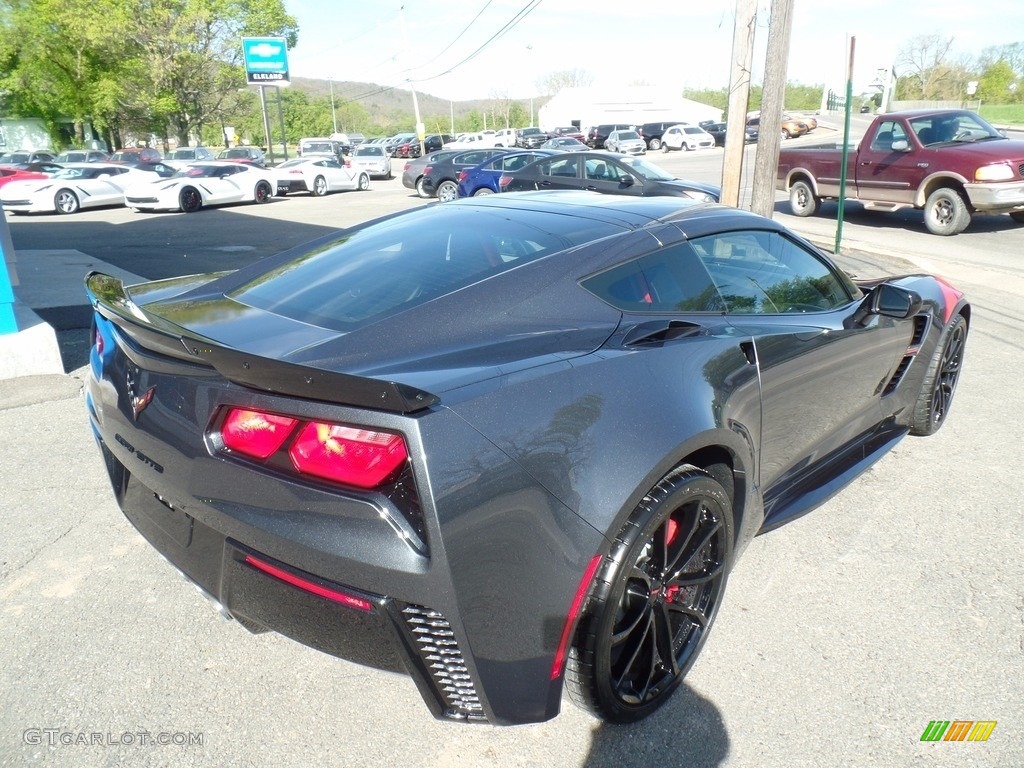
[662,142,671,153]
[254,181,272,204]
[789,180,820,217]
[312,175,328,196]
[567,466,732,723]
[473,187,494,196]
[683,142,693,151]
[357,173,370,191]
[910,314,967,436]
[415,176,430,198]
[1009,211,1024,223]
[649,138,662,151]
[54,188,79,214]
[781,130,790,140]
[924,187,971,235]
[179,187,202,213]
[436,179,458,203]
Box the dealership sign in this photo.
[242,37,290,86]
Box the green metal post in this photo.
[834,37,856,255]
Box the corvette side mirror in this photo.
[855,283,922,325]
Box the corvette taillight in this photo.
[289,422,408,489]
[221,409,298,459]
[216,407,408,490]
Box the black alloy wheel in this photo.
[254,181,272,203]
[911,314,967,436]
[567,466,732,723]
[179,187,202,213]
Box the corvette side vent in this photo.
[402,605,486,721]
[883,316,929,396]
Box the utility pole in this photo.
[329,77,338,134]
[720,0,758,208]
[399,6,425,157]
[750,0,796,218]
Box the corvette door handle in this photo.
[739,341,757,365]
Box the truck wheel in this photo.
[649,138,662,151]
[924,187,971,236]
[789,180,819,217]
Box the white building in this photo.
[537,85,721,131]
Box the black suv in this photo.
[516,127,548,149]
[637,121,688,151]
[585,124,632,149]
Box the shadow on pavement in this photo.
[583,684,729,768]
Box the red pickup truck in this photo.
[776,109,1024,235]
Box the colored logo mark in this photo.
[920,720,997,742]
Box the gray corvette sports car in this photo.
[85,192,969,725]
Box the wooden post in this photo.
[750,0,796,218]
[721,0,758,208]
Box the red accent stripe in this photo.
[244,554,374,612]
[935,277,963,324]
[550,554,603,680]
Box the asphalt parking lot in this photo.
[1,130,1022,767]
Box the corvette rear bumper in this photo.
[98,439,488,722]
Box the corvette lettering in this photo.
[114,433,164,473]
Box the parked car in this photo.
[605,129,646,155]
[0,165,57,188]
[701,122,728,147]
[124,161,277,212]
[456,149,561,198]
[272,157,370,196]
[637,121,689,151]
[110,147,163,164]
[166,146,217,162]
[54,149,110,163]
[515,127,548,149]
[540,137,588,152]
[499,151,719,202]
[1,162,172,214]
[0,149,58,165]
[84,192,969,725]
[493,128,517,147]
[777,108,1024,235]
[298,138,345,161]
[386,133,417,156]
[585,124,633,150]
[217,146,266,167]
[661,124,716,152]
[747,115,808,141]
[419,148,511,202]
[443,132,499,150]
[400,149,459,197]
[547,126,586,141]
[346,132,367,149]
[787,113,817,132]
[350,144,392,179]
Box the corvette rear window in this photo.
[230,205,623,331]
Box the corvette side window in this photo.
[691,231,853,314]
[581,243,725,313]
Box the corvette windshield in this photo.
[231,205,623,331]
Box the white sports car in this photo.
[124,161,277,213]
[0,162,174,214]
[273,157,370,196]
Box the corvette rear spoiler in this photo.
[85,272,440,414]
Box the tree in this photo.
[977,60,1019,103]
[894,34,967,100]
[535,68,594,96]
[0,0,297,149]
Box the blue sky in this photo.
[281,0,1024,102]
